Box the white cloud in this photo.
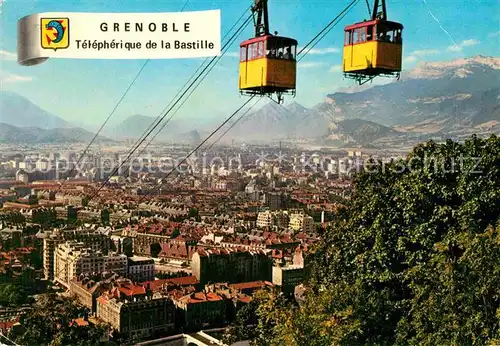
[411,49,439,57]
[447,39,480,52]
[329,64,342,73]
[404,56,418,63]
[0,50,16,60]
[298,62,325,69]
[224,51,240,58]
[299,47,339,55]
[403,49,440,64]
[1,72,33,83]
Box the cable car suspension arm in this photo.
[372,0,387,20]
[252,0,270,36]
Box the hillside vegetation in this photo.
[225,134,500,345]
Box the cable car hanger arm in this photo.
[372,0,387,21]
[252,0,270,37]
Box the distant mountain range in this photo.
[0,123,113,144]
[106,114,177,139]
[322,55,499,128]
[0,91,114,144]
[0,55,498,147]
[225,55,500,147]
[0,91,70,129]
[104,114,204,144]
[0,90,196,143]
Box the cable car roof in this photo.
[240,35,298,46]
[344,19,403,31]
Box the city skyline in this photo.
[1,0,499,127]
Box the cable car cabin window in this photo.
[394,29,403,44]
[352,30,359,44]
[377,29,393,43]
[366,26,374,41]
[246,44,253,60]
[252,43,258,59]
[276,45,284,59]
[240,46,247,62]
[282,44,295,60]
[375,24,402,44]
[353,28,366,44]
[266,40,276,58]
[290,45,296,59]
[359,28,366,42]
[265,39,296,60]
[257,41,264,58]
[344,31,351,45]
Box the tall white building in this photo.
[289,213,315,233]
[54,241,127,288]
[256,211,289,229]
[15,169,29,184]
[127,256,155,282]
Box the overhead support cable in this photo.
[136,96,257,203]
[86,9,253,202]
[136,0,362,203]
[55,0,192,193]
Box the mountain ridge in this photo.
[225,56,499,147]
[108,114,184,140]
[0,123,114,144]
[0,55,497,147]
[0,91,71,129]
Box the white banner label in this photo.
[17,10,221,66]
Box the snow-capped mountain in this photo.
[227,56,499,147]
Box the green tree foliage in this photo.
[14,294,108,346]
[0,212,26,224]
[13,267,37,290]
[0,283,29,306]
[50,323,109,346]
[0,267,38,306]
[188,207,200,219]
[248,135,500,345]
[170,228,181,239]
[150,243,162,258]
[27,250,43,270]
[223,297,259,344]
[223,289,291,346]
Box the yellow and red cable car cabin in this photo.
[239,35,297,100]
[238,0,297,104]
[342,0,403,84]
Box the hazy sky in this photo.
[1,0,499,126]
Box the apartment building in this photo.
[191,248,272,285]
[289,213,315,233]
[256,210,290,230]
[42,228,109,280]
[128,256,155,282]
[69,272,121,313]
[174,292,226,329]
[97,288,176,340]
[265,192,291,210]
[272,264,305,295]
[54,241,127,288]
